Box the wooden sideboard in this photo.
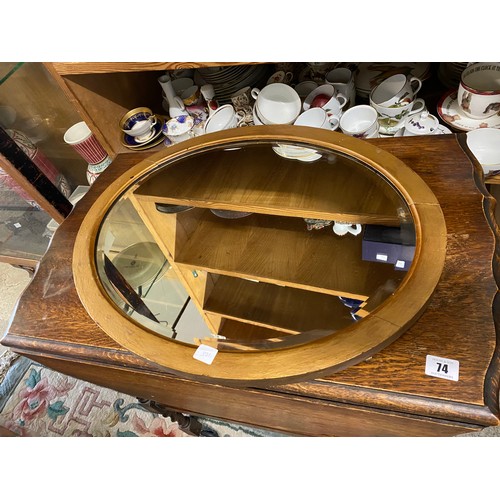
[2,132,499,437]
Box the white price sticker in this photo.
[376,253,388,262]
[193,344,218,365]
[425,355,459,381]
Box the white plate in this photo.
[437,90,500,131]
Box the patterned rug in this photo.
[0,350,284,437]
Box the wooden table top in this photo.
[3,132,499,434]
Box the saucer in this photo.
[437,90,500,132]
[121,117,163,149]
[272,144,322,162]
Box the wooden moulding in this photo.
[72,126,446,387]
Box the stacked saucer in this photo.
[194,65,271,104]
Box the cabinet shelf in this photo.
[175,210,405,300]
[134,145,405,225]
[204,274,356,334]
[49,62,260,76]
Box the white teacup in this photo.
[204,104,245,134]
[251,83,301,125]
[340,105,379,139]
[458,62,500,119]
[370,97,426,135]
[294,81,318,99]
[171,77,195,96]
[333,221,362,236]
[322,95,347,120]
[294,107,339,130]
[371,73,422,107]
[303,84,347,112]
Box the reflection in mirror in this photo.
[95,140,416,351]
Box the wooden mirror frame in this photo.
[73,126,446,387]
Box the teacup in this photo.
[203,104,245,134]
[333,221,362,236]
[267,70,293,85]
[181,85,201,106]
[294,107,339,131]
[340,105,379,139]
[230,86,253,110]
[172,77,195,96]
[294,80,318,99]
[303,84,347,111]
[466,128,500,173]
[325,68,356,108]
[322,95,347,120]
[370,97,426,135]
[120,107,157,142]
[370,73,422,107]
[251,83,301,125]
[457,62,500,119]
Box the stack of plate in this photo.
[354,63,432,100]
[194,65,272,104]
[120,117,165,151]
[437,62,470,89]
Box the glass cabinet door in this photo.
[0,62,87,266]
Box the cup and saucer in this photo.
[121,117,164,150]
[437,90,500,132]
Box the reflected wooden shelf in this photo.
[173,210,404,300]
[204,274,355,334]
[133,145,404,225]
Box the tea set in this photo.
[118,62,500,156]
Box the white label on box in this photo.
[376,253,388,262]
[193,344,218,365]
[425,355,459,381]
[395,260,406,269]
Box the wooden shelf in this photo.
[49,62,261,76]
[174,210,405,300]
[204,274,356,334]
[134,145,406,225]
